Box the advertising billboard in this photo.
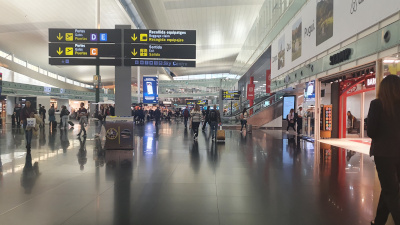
[143,76,158,104]
[304,80,315,100]
[283,96,296,120]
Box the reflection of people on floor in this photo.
[207,141,220,171]
[60,129,70,153]
[48,130,56,151]
[190,141,200,173]
[94,138,105,168]
[77,137,87,170]
[346,150,356,162]
[20,152,40,194]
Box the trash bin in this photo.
[105,116,134,150]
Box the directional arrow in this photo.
[131,49,137,56]
[57,47,63,55]
[131,33,137,41]
[57,33,63,40]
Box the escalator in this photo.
[222,94,284,128]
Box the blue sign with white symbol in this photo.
[143,76,158,104]
[100,33,107,41]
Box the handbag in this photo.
[26,118,36,128]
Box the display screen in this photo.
[283,96,295,120]
[143,76,158,104]
[222,90,241,100]
[305,80,315,99]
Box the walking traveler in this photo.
[368,75,400,225]
[209,105,221,141]
[183,106,190,128]
[40,106,46,125]
[14,104,22,127]
[48,104,56,129]
[286,109,296,132]
[202,108,210,131]
[191,105,202,141]
[20,101,36,149]
[60,105,70,129]
[77,103,88,137]
[240,108,249,133]
[154,107,161,126]
[296,107,303,135]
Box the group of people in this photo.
[181,105,221,141]
[286,107,303,135]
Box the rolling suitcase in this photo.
[216,126,225,142]
[247,124,252,134]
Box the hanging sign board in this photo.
[124,29,196,44]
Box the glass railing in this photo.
[222,93,284,124]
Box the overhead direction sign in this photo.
[49,29,121,43]
[49,58,121,66]
[124,44,196,59]
[49,43,121,57]
[124,59,195,67]
[222,90,241,100]
[124,29,196,44]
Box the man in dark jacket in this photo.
[202,108,210,131]
[154,107,161,126]
[183,107,190,128]
[14,104,22,127]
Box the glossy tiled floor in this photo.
[0,120,382,225]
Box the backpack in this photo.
[209,110,218,122]
[184,109,189,117]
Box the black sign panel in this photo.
[49,43,121,57]
[49,29,121,43]
[222,90,241,100]
[124,44,196,59]
[124,29,196,44]
[124,59,195,67]
[49,58,121,66]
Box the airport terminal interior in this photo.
[0,0,400,224]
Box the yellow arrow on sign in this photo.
[57,47,63,55]
[131,33,137,41]
[131,49,137,56]
[57,33,63,40]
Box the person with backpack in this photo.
[240,108,249,133]
[209,105,221,141]
[190,104,202,141]
[20,101,36,149]
[202,108,210,131]
[183,106,191,128]
[154,107,162,126]
[60,105,70,129]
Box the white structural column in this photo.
[137,66,140,103]
[314,79,321,141]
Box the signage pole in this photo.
[137,66,140,104]
[95,0,100,103]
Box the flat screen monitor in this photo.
[305,80,315,100]
[283,96,296,120]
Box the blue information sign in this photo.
[143,76,159,104]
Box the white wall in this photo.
[36,96,51,111]
[364,90,376,118]
[262,115,283,128]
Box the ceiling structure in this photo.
[0,0,264,86]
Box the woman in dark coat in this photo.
[368,75,400,225]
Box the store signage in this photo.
[49,43,121,57]
[49,58,121,66]
[124,44,196,59]
[271,0,400,79]
[143,76,158,104]
[44,87,51,93]
[49,29,121,43]
[222,90,241,100]
[266,69,271,94]
[186,100,196,105]
[196,100,208,105]
[124,29,196,44]
[329,48,352,65]
[365,77,376,88]
[124,59,195,67]
[247,84,255,101]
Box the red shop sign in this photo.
[247,83,255,100]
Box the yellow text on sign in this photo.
[140,34,148,42]
[66,33,73,41]
[65,47,73,55]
